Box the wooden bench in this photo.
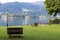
[7,28,23,36]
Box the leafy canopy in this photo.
[44,0,60,16]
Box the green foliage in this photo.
[49,18,60,24]
[44,0,60,16]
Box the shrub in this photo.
[49,19,60,24]
[34,23,38,27]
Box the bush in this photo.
[34,23,38,27]
[49,19,60,24]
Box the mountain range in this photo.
[0,1,48,16]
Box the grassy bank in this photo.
[0,24,60,40]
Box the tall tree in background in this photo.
[44,0,60,16]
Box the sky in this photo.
[0,0,45,3]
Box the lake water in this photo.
[0,16,49,26]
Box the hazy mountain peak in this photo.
[33,1,44,5]
[0,2,47,16]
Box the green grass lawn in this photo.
[0,24,60,40]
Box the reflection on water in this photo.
[0,16,49,26]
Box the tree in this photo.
[44,0,60,16]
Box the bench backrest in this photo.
[7,28,23,34]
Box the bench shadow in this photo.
[9,36,25,38]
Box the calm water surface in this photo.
[0,16,49,26]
